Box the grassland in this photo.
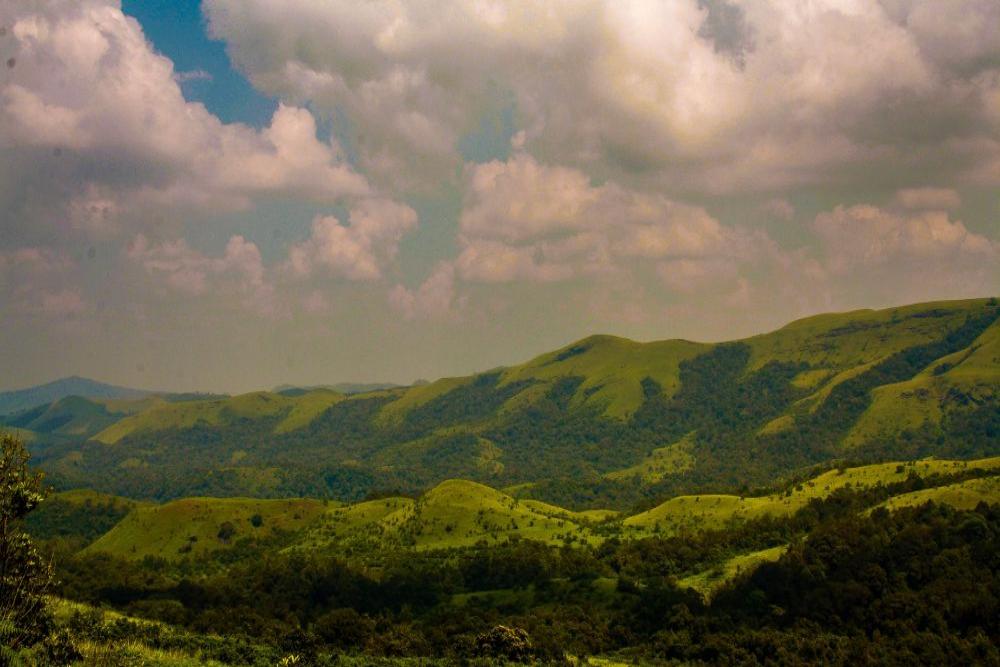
[679,545,789,598]
[499,334,710,418]
[604,433,696,482]
[876,476,1000,512]
[85,497,327,560]
[624,457,1000,536]
[292,479,602,554]
[844,317,1000,447]
[92,389,348,443]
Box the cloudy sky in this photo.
[1,0,998,393]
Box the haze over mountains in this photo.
[13,297,999,509]
[0,376,150,416]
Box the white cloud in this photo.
[455,151,757,284]
[0,0,370,237]
[127,234,278,316]
[815,204,997,271]
[287,198,418,281]
[0,247,87,318]
[204,0,1000,193]
[893,187,962,210]
[388,262,459,320]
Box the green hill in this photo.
[92,389,348,444]
[293,479,600,554]
[624,456,1000,536]
[85,497,327,560]
[29,297,1000,508]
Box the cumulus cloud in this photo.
[127,235,277,316]
[205,0,1000,193]
[455,151,759,284]
[0,247,87,318]
[893,187,962,210]
[388,262,459,320]
[287,199,418,281]
[814,204,997,271]
[0,0,370,239]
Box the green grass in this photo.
[500,334,710,418]
[745,299,990,371]
[679,545,789,598]
[370,298,995,426]
[624,457,1000,536]
[876,476,1000,512]
[293,479,601,553]
[375,376,474,425]
[85,497,327,560]
[844,318,1000,447]
[605,433,696,483]
[93,389,345,443]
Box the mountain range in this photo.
[12,297,1000,509]
[0,376,150,416]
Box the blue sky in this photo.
[121,0,276,128]
[0,0,997,392]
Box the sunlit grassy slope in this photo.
[76,298,997,450]
[680,545,790,598]
[78,454,1000,565]
[93,389,344,443]
[844,317,1000,446]
[294,479,601,553]
[5,395,127,439]
[624,457,1000,536]
[876,476,1000,512]
[605,433,696,482]
[85,497,326,560]
[380,297,994,422]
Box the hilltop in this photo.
[25,297,1000,508]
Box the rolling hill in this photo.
[77,456,1000,584]
[84,497,327,560]
[25,297,1000,508]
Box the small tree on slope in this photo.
[0,432,53,662]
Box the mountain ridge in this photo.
[25,296,1000,509]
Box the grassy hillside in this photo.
[679,545,789,598]
[85,497,327,560]
[93,389,347,443]
[25,489,150,545]
[29,297,1000,508]
[624,457,1000,536]
[293,479,600,554]
[876,475,1000,512]
[844,317,1000,446]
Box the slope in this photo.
[624,457,1000,536]
[85,497,327,560]
[293,479,601,553]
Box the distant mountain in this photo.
[0,376,149,416]
[273,382,402,396]
[28,297,1000,509]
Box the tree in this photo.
[0,432,53,660]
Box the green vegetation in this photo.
[22,298,998,512]
[625,457,1000,535]
[85,497,326,560]
[0,433,53,658]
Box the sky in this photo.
[1,0,999,393]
